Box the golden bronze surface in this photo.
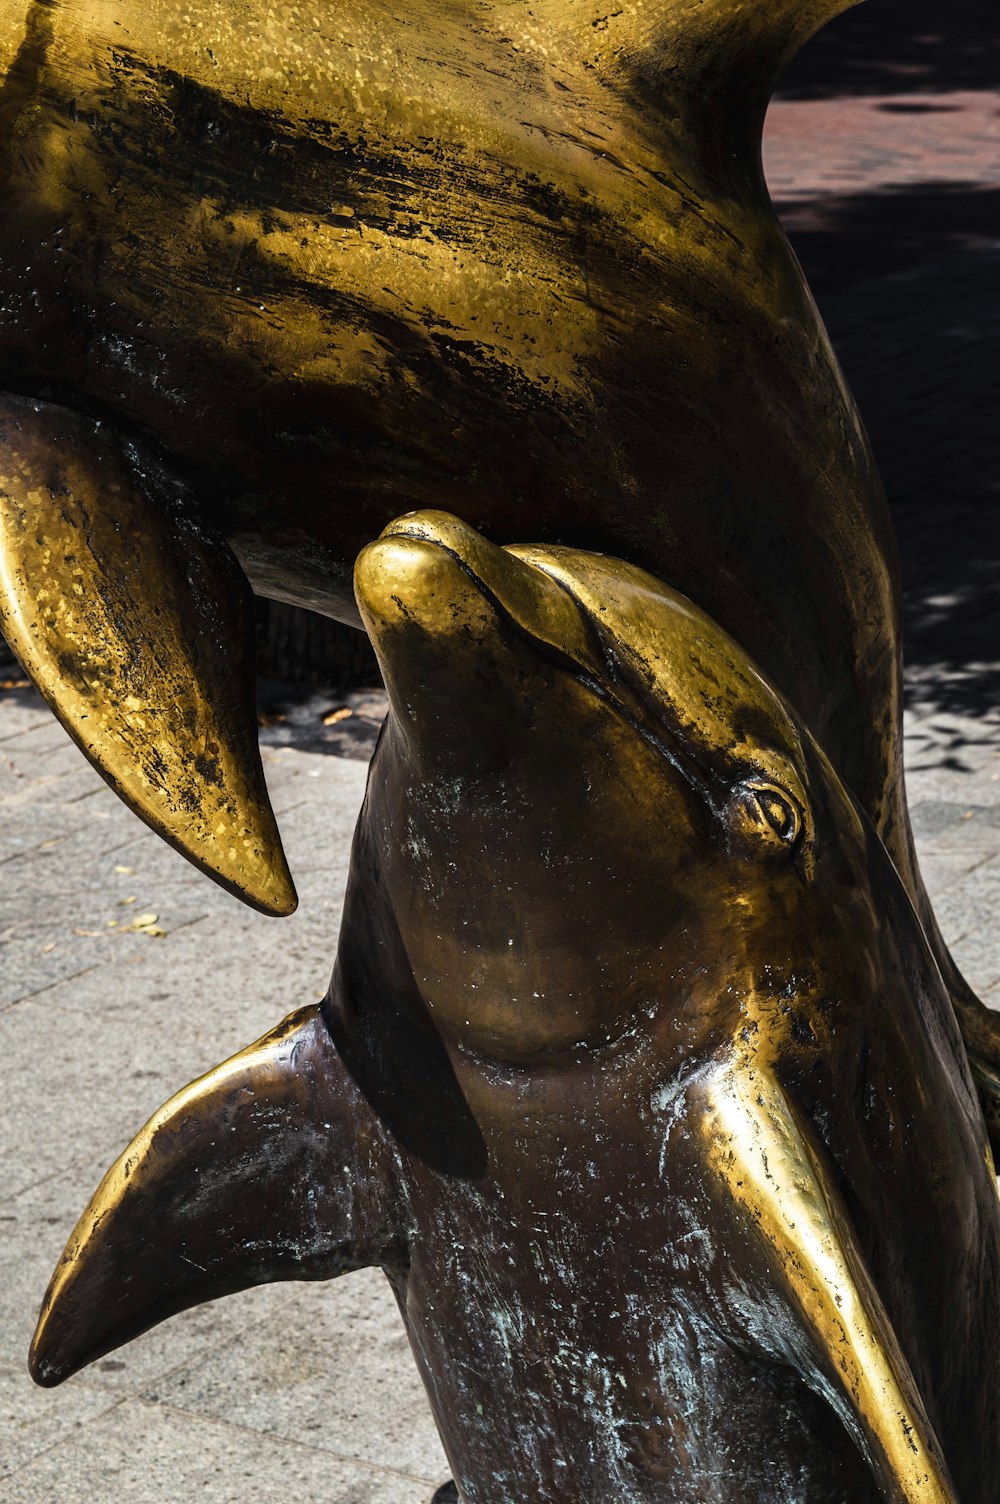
[2,0,997,1107]
[0,393,296,914]
[704,1053,953,1504]
[32,515,1000,1503]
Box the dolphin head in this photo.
[350,510,860,1066]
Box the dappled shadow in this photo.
[780,182,1000,293]
[0,640,41,714]
[778,182,999,725]
[778,0,998,99]
[256,680,386,761]
[774,0,999,734]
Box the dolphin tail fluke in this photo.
[30,1005,404,1387]
[0,392,296,916]
[703,1054,957,1504]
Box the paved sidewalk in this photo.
[766,2,999,735]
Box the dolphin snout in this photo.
[355,509,604,684]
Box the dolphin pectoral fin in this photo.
[0,393,296,916]
[702,1056,957,1504]
[29,1005,403,1387]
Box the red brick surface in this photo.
[765,91,999,200]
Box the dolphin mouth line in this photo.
[385,526,728,816]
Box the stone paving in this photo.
[2,8,999,1502]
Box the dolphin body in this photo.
[32,515,1000,1503]
[2,0,999,1093]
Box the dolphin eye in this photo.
[732,779,803,851]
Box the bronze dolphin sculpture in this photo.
[31,514,1000,1503]
[2,0,998,1116]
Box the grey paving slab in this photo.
[903,711,1000,1009]
[910,798,1000,839]
[0,703,51,743]
[0,1160,290,1395]
[0,1362,118,1481]
[145,1271,450,1482]
[959,856,1000,901]
[2,1397,443,1504]
[945,929,1000,999]
[924,885,998,946]
[0,992,259,1201]
[913,850,993,904]
[0,1166,103,1374]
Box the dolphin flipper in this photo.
[702,1055,957,1504]
[30,1005,405,1387]
[0,393,295,916]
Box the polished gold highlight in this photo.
[705,1054,957,1504]
[3,0,998,1491]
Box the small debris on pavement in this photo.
[125,912,166,937]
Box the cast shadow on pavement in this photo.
[779,181,999,730]
[777,0,998,101]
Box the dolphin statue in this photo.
[31,514,1000,1503]
[2,0,998,1105]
